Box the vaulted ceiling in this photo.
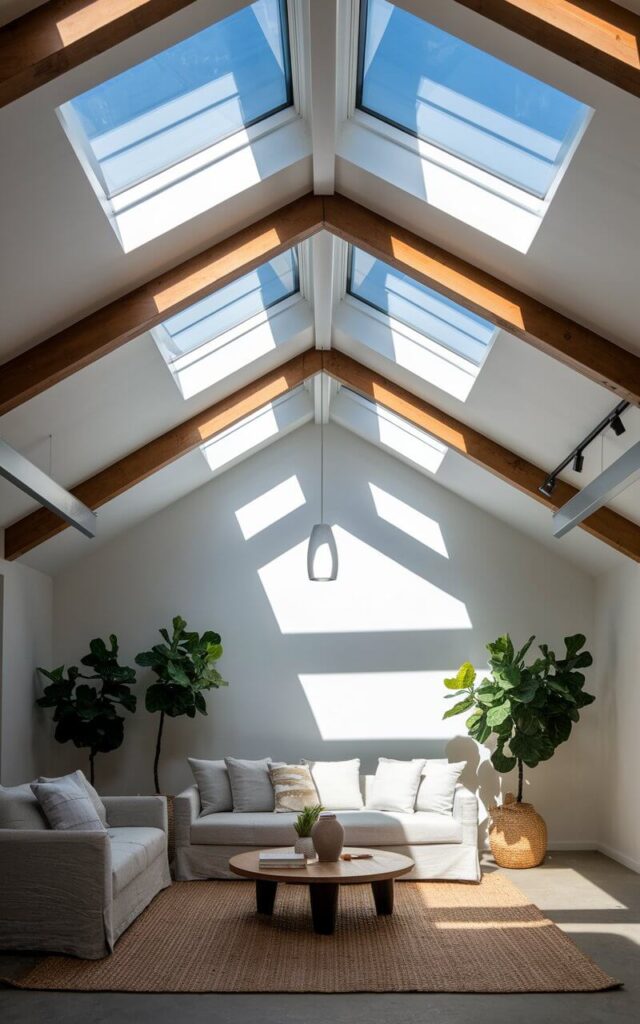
[1,0,639,578]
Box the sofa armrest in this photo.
[0,829,112,957]
[103,795,168,832]
[452,784,479,846]
[174,785,200,848]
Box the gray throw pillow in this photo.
[0,783,48,829]
[39,769,107,826]
[224,757,275,813]
[31,776,106,832]
[188,758,233,816]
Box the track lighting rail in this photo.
[540,400,629,497]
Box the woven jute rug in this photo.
[5,875,619,993]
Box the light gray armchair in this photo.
[0,793,171,959]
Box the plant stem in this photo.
[517,758,524,803]
[153,711,165,795]
[89,750,95,787]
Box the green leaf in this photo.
[486,702,511,727]
[491,747,517,773]
[564,633,586,658]
[514,635,536,664]
[443,662,476,690]
[443,695,474,719]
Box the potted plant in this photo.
[442,633,595,867]
[293,804,323,858]
[36,635,137,785]
[136,616,228,795]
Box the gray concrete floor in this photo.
[0,850,638,1024]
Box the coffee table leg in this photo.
[256,879,277,915]
[309,884,339,934]
[371,879,394,915]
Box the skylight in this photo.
[356,0,590,199]
[348,247,496,367]
[60,0,292,198]
[152,248,301,399]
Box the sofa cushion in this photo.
[269,764,319,812]
[225,757,275,812]
[188,758,233,815]
[109,826,167,896]
[416,761,466,815]
[39,769,107,826]
[190,810,463,846]
[31,777,105,832]
[367,758,425,814]
[302,759,363,810]
[0,783,48,829]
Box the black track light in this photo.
[573,451,584,473]
[611,414,626,437]
[540,478,556,497]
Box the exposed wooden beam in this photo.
[324,349,640,562]
[324,194,640,407]
[0,0,201,108]
[3,348,322,559]
[0,194,323,417]
[451,0,640,99]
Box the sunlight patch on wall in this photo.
[235,475,306,539]
[369,483,448,557]
[258,525,471,633]
[299,671,463,739]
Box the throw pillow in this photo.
[0,783,48,829]
[225,757,275,813]
[31,776,106,832]
[269,764,319,813]
[415,760,466,815]
[302,759,363,810]
[39,769,107,826]
[366,757,426,814]
[188,758,233,816]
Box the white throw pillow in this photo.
[0,783,48,829]
[188,758,233,816]
[31,776,106,832]
[302,759,363,810]
[39,769,107,826]
[415,760,466,815]
[225,757,275,812]
[366,758,426,814]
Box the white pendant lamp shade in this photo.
[307,522,338,582]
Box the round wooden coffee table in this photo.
[229,847,413,935]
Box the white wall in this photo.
[595,562,640,872]
[49,424,599,845]
[0,556,53,785]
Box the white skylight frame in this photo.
[57,0,312,252]
[152,242,313,400]
[331,386,447,476]
[335,0,593,253]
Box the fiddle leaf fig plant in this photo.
[442,633,595,802]
[36,635,137,784]
[136,616,228,794]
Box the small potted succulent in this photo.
[293,804,323,859]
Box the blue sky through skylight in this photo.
[64,0,292,196]
[348,247,495,366]
[157,248,299,362]
[357,0,589,197]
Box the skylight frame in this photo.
[354,0,591,203]
[346,245,498,370]
[59,0,295,202]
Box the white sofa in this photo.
[175,775,480,882]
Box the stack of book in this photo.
[258,850,306,869]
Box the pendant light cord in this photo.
[320,375,325,523]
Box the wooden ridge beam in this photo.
[324,194,640,407]
[0,193,323,417]
[324,349,640,562]
[451,0,640,99]
[3,348,322,559]
[0,0,200,108]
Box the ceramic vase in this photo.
[311,812,344,862]
[294,835,316,859]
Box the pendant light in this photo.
[307,375,338,581]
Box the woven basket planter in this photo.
[489,794,547,868]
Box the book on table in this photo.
[258,851,306,869]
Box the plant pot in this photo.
[489,793,547,868]
[311,813,344,862]
[294,835,316,859]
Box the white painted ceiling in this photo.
[0,0,639,578]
